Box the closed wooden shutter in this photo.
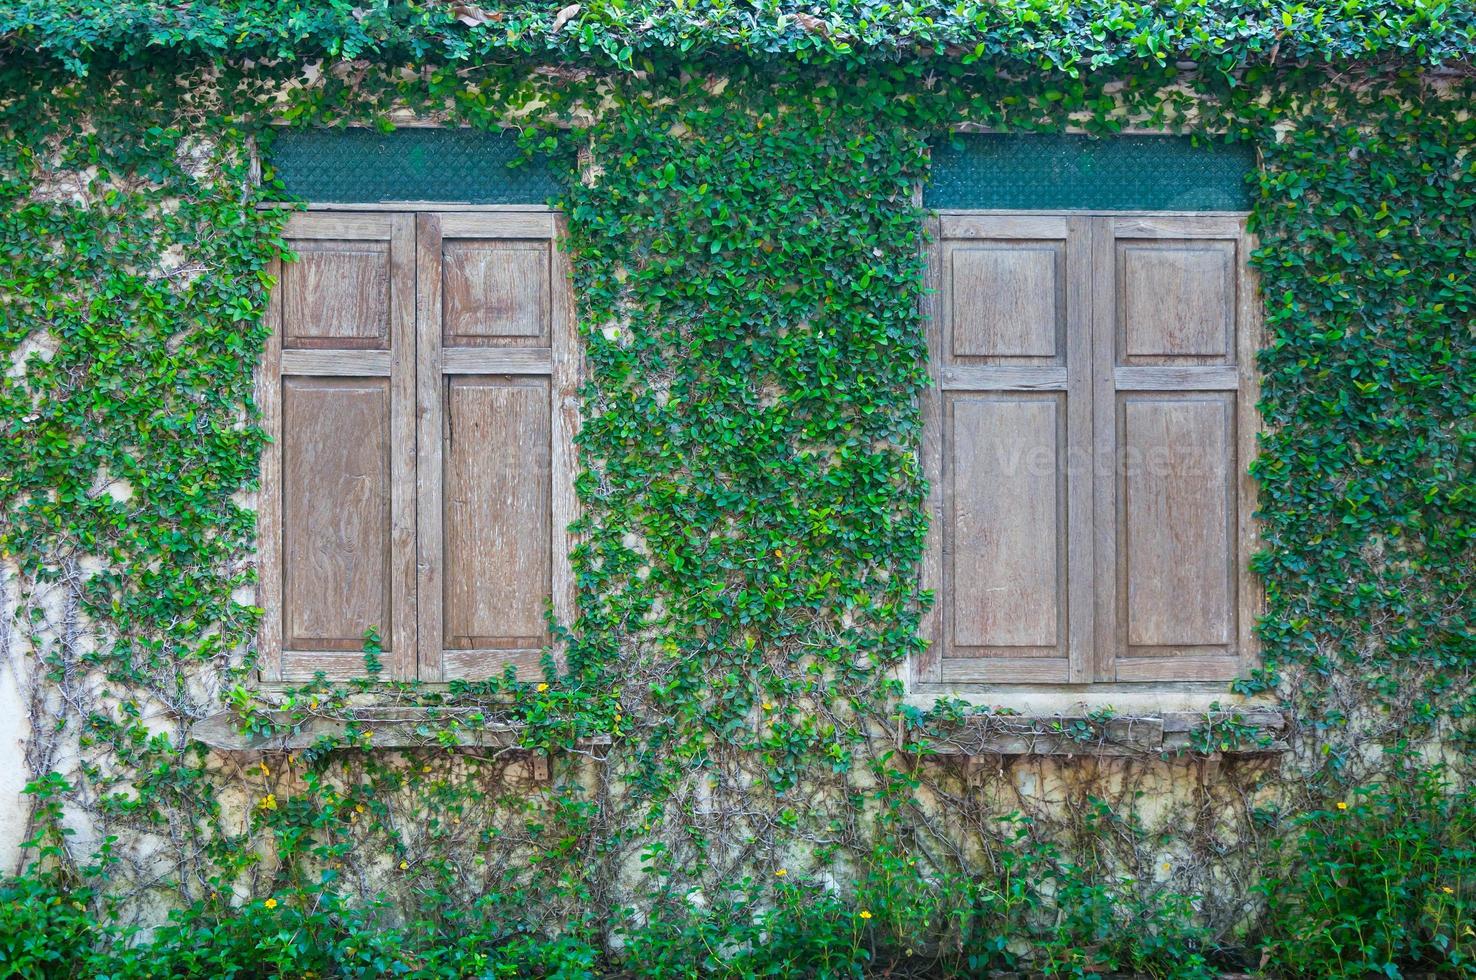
[415,213,578,682]
[1092,216,1259,682]
[920,213,1259,687]
[260,213,418,681]
[920,215,1094,684]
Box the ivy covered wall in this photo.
[1,4,1474,977]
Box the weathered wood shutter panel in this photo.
[921,212,1259,688]
[920,215,1094,684]
[1092,216,1258,682]
[261,214,417,681]
[417,213,577,682]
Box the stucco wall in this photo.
[1,577,30,873]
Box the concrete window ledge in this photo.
[190,706,612,777]
[914,709,1287,758]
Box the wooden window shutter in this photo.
[920,213,1260,687]
[1091,216,1260,682]
[416,213,578,682]
[919,215,1095,684]
[260,213,418,681]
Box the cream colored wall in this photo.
[0,617,29,874]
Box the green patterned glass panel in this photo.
[926,134,1255,211]
[267,127,559,204]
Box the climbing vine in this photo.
[1,6,1474,978]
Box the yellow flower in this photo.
[309,698,319,710]
[422,765,432,773]
[355,804,364,813]
[1336,801,1349,811]
[614,713,622,723]
[536,683,549,693]
[258,794,277,812]
[774,868,787,877]
[1443,886,1456,895]
[399,861,409,870]
[858,910,872,920]
[762,702,774,712]
[264,898,278,910]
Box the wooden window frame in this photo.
[915,210,1264,697]
[256,205,579,686]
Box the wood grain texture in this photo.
[281,377,391,651]
[1062,215,1094,685]
[941,214,1069,240]
[948,395,1062,651]
[262,212,416,683]
[439,212,556,239]
[549,214,580,668]
[1096,220,1244,682]
[923,211,1257,692]
[385,214,418,680]
[280,349,392,377]
[442,347,553,375]
[1090,216,1122,682]
[1110,215,1244,240]
[925,214,1089,685]
[283,213,394,240]
[418,210,576,683]
[1113,366,1238,391]
[443,377,552,659]
[281,241,390,349]
[939,658,1071,684]
[415,213,447,681]
[264,209,572,685]
[257,257,284,681]
[1118,240,1235,363]
[916,216,945,684]
[940,365,1068,391]
[442,241,550,345]
[1115,654,1240,682]
[1120,396,1234,649]
[949,245,1061,361]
